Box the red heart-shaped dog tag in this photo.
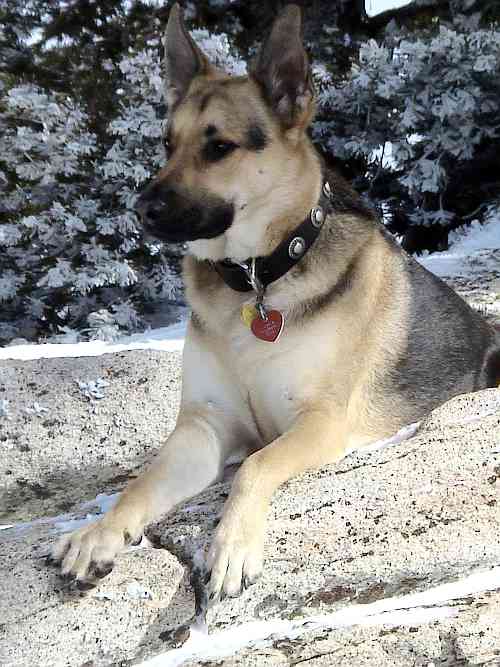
[251,309,284,343]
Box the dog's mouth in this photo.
[146,204,234,243]
[136,185,234,243]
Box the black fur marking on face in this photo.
[205,124,218,137]
[151,202,233,242]
[246,124,268,151]
[199,92,213,113]
[163,126,174,156]
[202,140,238,163]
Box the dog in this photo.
[51,3,500,601]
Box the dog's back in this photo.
[370,229,500,425]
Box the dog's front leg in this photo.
[50,403,238,585]
[207,408,347,599]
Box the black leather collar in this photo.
[213,181,333,293]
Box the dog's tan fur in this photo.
[164,73,320,263]
[52,4,499,599]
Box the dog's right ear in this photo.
[164,3,210,108]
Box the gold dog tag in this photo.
[241,303,258,328]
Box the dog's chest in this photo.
[245,361,301,441]
[230,323,335,442]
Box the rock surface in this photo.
[447,271,500,327]
[1,345,500,666]
[0,350,181,523]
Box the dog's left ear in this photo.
[251,4,313,130]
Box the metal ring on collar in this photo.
[310,206,325,228]
[288,236,306,259]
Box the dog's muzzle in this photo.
[135,182,234,243]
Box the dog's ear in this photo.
[251,4,313,129]
[164,4,211,108]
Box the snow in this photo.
[0,399,11,419]
[351,421,420,454]
[418,213,500,278]
[139,566,500,667]
[366,0,412,17]
[0,320,186,361]
[77,377,110,400]
[0,492,119,534]
[54,492,120,533]
[53,515,100,533]
[127,579,153,600]
[82,492,119,514]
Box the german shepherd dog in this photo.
[51,4,500,600]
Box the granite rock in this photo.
[1,346,499,666]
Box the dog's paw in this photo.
[48,519,141,587]
[206,513,265,602]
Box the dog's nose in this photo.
[135,198,164,225]
[134,186,168,226]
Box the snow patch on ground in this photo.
[418,212,500,278]
[0,492,119,534]
[52,492,120,533]
[0,320,187,361]
[366,0,413,17]
[349,421,420,455]
[139,566,500,667]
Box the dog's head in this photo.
[136,3,321,261]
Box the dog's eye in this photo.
[163,136,172,157]
[203,140,238,163]
[162,128,174,157]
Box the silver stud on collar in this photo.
[323,181,332,198]
[310,206,325,228]
[289,236,306,259]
